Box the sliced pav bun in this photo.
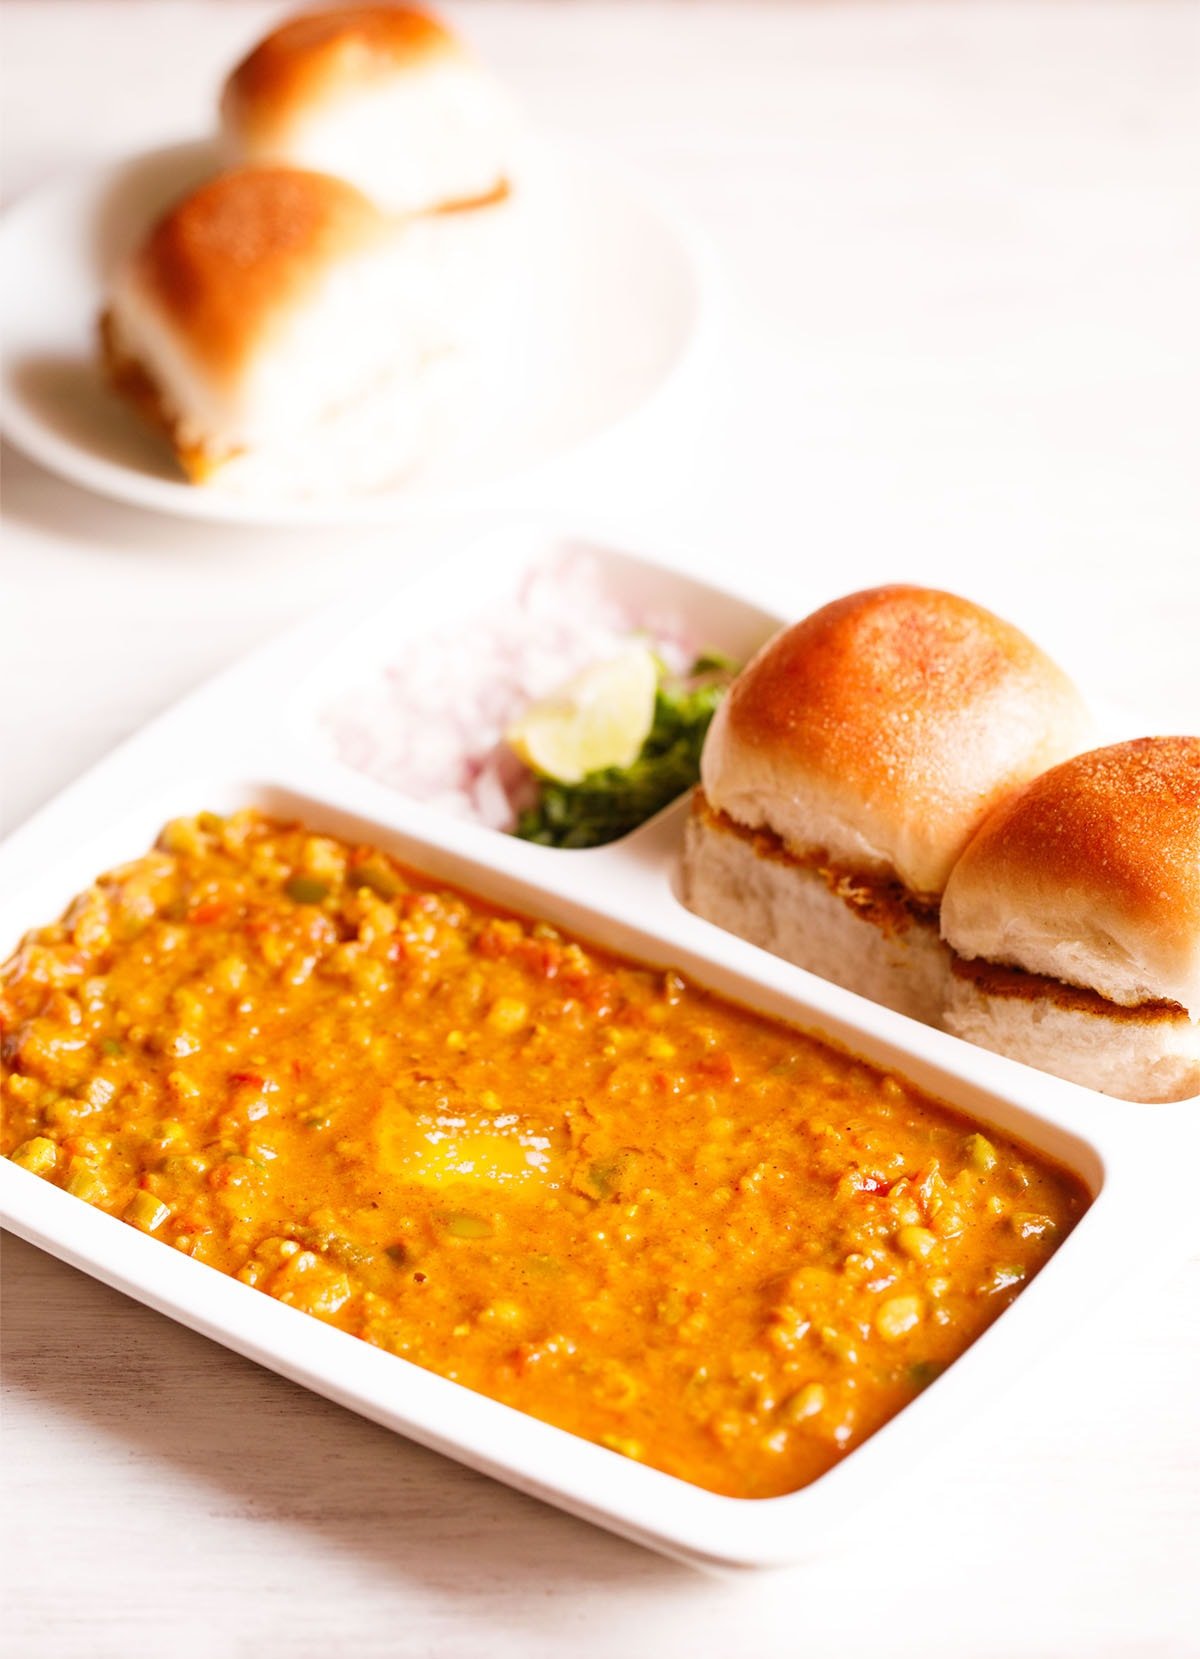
[700,584,1091,900]
[100,165,448,484]
[220,4,517,216]
[943,735,1200,1014]
[683,584,1090,1028]
[942,736,1200,1102]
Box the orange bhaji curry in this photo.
[0,812,1087,1497]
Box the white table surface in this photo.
[2,4,1199,1655]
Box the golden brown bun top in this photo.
[942,737,1200,1014]
[120,166,389,381]
[700,584,1090,896]
[222,5,464,139]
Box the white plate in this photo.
[0,143,712,526]
[1,523,1193,1569]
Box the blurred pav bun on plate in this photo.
[942,737,1200,1102]
[220,4,518,216]
[681,585,1090,1026]
[100,166,450,489]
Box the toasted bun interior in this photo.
[942,736,1200,1017]
[701,585,1090,897]
[945,962,1200,1102]
[682,799,951,1027]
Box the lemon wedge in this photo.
[507,646,659,783]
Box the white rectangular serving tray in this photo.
[1,523,1194,1570]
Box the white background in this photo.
[3,4,1199,1656]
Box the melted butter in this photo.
[377,1106,560,1189]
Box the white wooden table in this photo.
[3,5,1199,1655]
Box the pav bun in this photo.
[701,585,1091,899]
[942,737,1200,1102]
[943,736,1200,1012]
[220,4,516,216]
[683,585,1089,1028]
[100,166,447,485]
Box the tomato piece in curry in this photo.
[0,812,1087,1498]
